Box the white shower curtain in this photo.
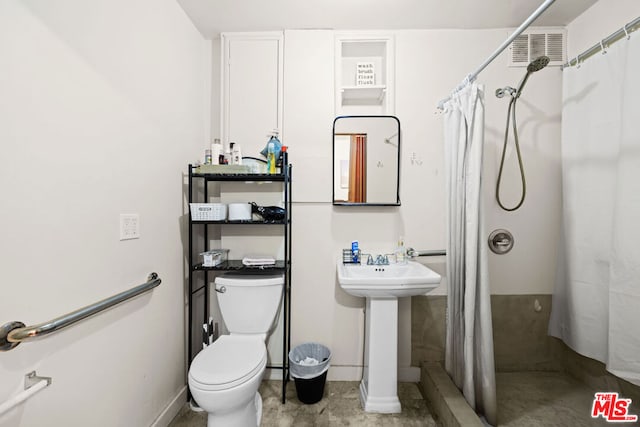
[549,34,640,386]
[443,83,497,425]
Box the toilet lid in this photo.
[189,335,266,390]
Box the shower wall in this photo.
[412,294,640,405]
[412,0,640,405]
[412,295,563,372]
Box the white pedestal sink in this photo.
[337,260,441,413]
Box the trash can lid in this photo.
[189,335,266,390]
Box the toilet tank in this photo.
[215,273,284,335]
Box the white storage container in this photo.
[190,203,227,221]
[201,249,229,267]
[228,203,252,221]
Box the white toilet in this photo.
[188,273,284,427]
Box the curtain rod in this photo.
[436,0,556,110]
[564,15,640,68]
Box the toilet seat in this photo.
[189,335,266,392]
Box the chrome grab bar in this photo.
[406,248,446,258]
[0,272,161,352]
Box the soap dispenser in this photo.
[395,236,407,264]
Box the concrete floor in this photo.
[170,372,639,426]
[496,371,640,427]
[169,380,436,427]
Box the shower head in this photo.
[515,56,550,98]
[527,55,550,72]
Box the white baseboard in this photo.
[264,368,287,380]
[263,366,420,383]
[326,366,364,381]
[264,366,364,381]
[150,385,188,427]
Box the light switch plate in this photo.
[120,214,140,240]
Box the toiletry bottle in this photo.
[262,130,282,166]
[232,142,242,165]
[352,240,360,263]
[229,142,236,165]
[395,236,407,264]
[205,149,212,165]
[225,142,233,165]
[281,146,288,171]
[211,139,222,165]
[267,142,276,174]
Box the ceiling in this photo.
[177,0,598,39]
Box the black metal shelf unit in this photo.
[187,156,292,404]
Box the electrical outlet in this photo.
[120,214,140,240]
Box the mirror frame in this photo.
[332,115,401,206]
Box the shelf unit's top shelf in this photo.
[193,260,287,272]
[191,172,286,182]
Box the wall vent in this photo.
[508,28,566,67]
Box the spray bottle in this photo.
[395,236,407,264]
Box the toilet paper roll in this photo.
[228,203,252,221]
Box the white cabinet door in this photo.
[221,32,283,158]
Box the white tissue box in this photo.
[228,203,252,221]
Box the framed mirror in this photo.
[333,115,400,206]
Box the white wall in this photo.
[397,29,563,298]
[0,1,208,426]
[275,27,563,381]
[566,0,640,59]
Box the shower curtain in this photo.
[443,82,497,425]
[549,34,640,386]
[348,134,366,203]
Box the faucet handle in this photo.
[367,254,374,265]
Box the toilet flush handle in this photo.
[215,285,226,294]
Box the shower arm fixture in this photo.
[495,87,516,98]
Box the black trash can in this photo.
[288,343,331,404]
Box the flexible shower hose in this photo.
[496,96,526,211]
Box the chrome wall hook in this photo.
[25,371,52,389]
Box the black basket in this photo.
[293,370,328,404]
